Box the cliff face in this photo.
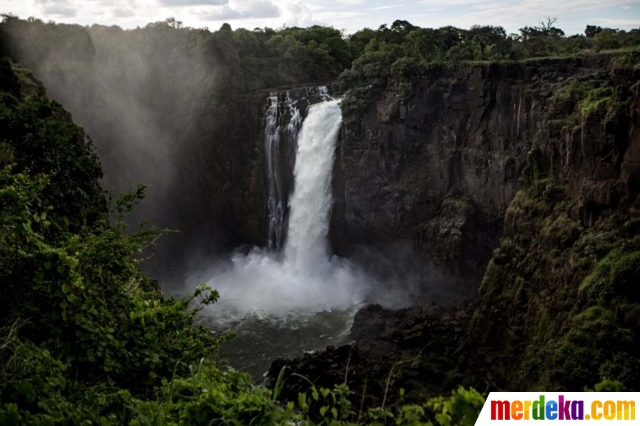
[332,55,617,288]
[467,58,640,391]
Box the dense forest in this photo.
[3,14,639,121]
[3,14,640,98]
[1,12,639,425]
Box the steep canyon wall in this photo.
[331,55,620,290]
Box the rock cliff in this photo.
[331,54,620,289]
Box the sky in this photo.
[1,0,639,35]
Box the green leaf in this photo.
[298,392,307,410]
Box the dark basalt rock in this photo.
[267,302,475,408]
[330,55,621,291]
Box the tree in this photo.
[468,25,507,59]
[593,28,621,51]
[406,28,439,61]
[538,16,558,36]
[585,25,603,38]
[163,17,183,29]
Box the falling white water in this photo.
[198,95,371,319]
[285,91,302,165]
[284,100,341,274]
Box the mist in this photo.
[1,18,242,283]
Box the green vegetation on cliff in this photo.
[338,20,640,118]
[469,64,640,391]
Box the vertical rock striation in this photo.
[332,55,617,289]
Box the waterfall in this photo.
[285,91,302,165]
[284,100,341,272]
[199,90,367,318]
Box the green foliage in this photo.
[554,80,589,103]
[0,58,224,422]
[337,19,640,119]
[475,151,640,391]
[580,250,640,304]
[585,379,627,392]
[579,85,613,118]
[425,388,485,426]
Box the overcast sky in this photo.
[1,0,639,35]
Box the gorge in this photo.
[2,14,640,424]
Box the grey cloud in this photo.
[201,0,280,20]
[38,0,78,18]
[113,7,135,17]
[158,0,228,6]
[42,5,77,16]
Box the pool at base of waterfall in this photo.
[201,308,358,380]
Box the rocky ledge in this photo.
[268,302,476,410]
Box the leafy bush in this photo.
[580,86,614,118]
[580,250,640,304]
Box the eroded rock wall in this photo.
[332,56,616,288]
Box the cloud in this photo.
[201,0,280,20]
[426,0,640,30]
[36,0,78,17]
[304,3,326,11]
[369,4,404,11]
[337,0,365,4]
[596,18,640,27]
[280,1,313,26]
[420,0,490,5]
[42,4,76,16]
[113,7,135,17]
[314,11,363,20]
[158,0,227,6]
